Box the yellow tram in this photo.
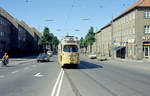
[58,35,80,68]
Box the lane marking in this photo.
[34,72,43,77]
[51,69,64,96]
[0,75,5,78]
[24,67,29,71]
[32,65,36,67]
[51,69,63,96]
[11,70,19,74]
[56,70,64,96]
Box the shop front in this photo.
[110,46,126,59]
[143,42,150,59]
[142,35,150,59]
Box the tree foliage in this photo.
[79,26,95,53]
[79,37,84,48]
[85,26,95,46]
[38,27,59,52]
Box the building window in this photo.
[18,28,21,32]
[23,38,26,41]
[133,11,135,19]
[132,27,135,34]
[0,32,4,37]
[144,25,150,33]
[18,36,21,40]
[144,9,150,18]
[0,32,2,36]
[0,20,2,24]
[129,14,131,21]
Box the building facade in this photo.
[94,0,150,60]
[0,8,41,57]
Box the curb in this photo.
[16,59,36,64]
[0,59,36,68]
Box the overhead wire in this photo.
[63,0,77,36]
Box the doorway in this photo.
[143,45,150,59]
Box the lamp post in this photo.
[80,18,90,54]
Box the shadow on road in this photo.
[5,65,16,67]
[0,65,15,68]
[78,60,103,69]
[38,60,54,63]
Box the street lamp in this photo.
[74,29,80,31]
[80,18,90,21]
[45,19,55,22]
[56,29,61,31]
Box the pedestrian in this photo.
[2,53,9,66]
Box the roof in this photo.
[114,0,145,21]
[138,0,150,7]
[96,0,150,34]
[19,20,34,37]
[31,27,42,37]
[0,8,18,28]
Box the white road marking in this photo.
[0,75,5,78]
[51,69,64,96]
[34,72,43,77]
[24,67,29,71]
[11,70,19,74]
[56,70,64,96]
[32,65,36,67]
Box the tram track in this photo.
[62,57,146,96]
[64,69,82,96]
[78,60,148,96]
[78,64,118,96]
[63,62,117,96]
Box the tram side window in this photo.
[63,45,78,52]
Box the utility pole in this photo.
[111,13,114,46]
[111,13,114,58]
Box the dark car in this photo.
[37,53,50,62]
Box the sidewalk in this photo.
[0,58,36,67]
[107,58,150,71]
[81,55,150,71]
[113,58,145,63]
[9,59,36,65]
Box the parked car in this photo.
[97,54,107,61]
[37,53,50,62]
[88,54,97,59]
[47,51,53,57]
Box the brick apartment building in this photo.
[0,8,41,57]
[92,0,150,60]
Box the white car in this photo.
[88,54,97,59]
[47,51,53,57]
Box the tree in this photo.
[38,36,46,46]
[85,26,95,53]
[79,37,84,48]
[51,36,59,53]
[38,27,51,52]
[38,27,59,52]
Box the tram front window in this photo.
[63,45,78,52]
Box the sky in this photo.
[0,0,137,39]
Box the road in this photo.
[0,55,150,96]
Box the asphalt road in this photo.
[0,55,150,96]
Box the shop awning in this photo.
[110,46,125,51]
